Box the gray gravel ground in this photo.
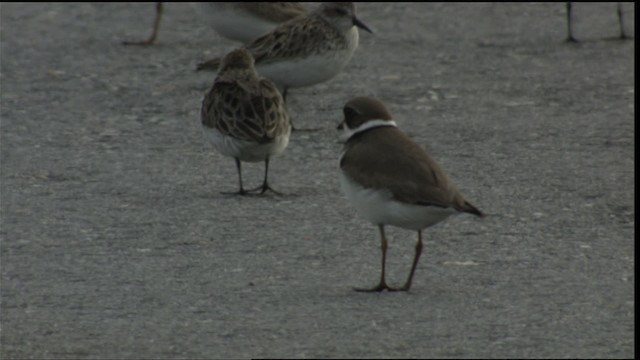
[0,2,634,359]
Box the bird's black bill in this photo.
[353,17,373,33]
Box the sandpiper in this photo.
[197,2,372,103]
[201,48,291,195]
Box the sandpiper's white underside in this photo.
[339,171,458,230]
[202,127,290,162]
[257,27,360,90]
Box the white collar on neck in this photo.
[339,119,397,142]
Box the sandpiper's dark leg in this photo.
[222,158,247,195]
[123,2,164,46]
[355,225,397,292]
[566,2,578,42]
[261,158,271,193]
[247,158,282,195]
[283,88,298,131]
[617,2,628,39]
[398,230,424,291]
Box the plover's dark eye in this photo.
[343,106,359,120]
[343,106,360,128]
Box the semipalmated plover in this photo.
[337,97,484,292]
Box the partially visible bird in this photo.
[566,2,630,42]
[123,2,307,46]
[198,2,308,44]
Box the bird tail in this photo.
[463,201,484,218]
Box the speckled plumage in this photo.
[247,9,351,62]
[197,2,372,100]
[201,48,290,195]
